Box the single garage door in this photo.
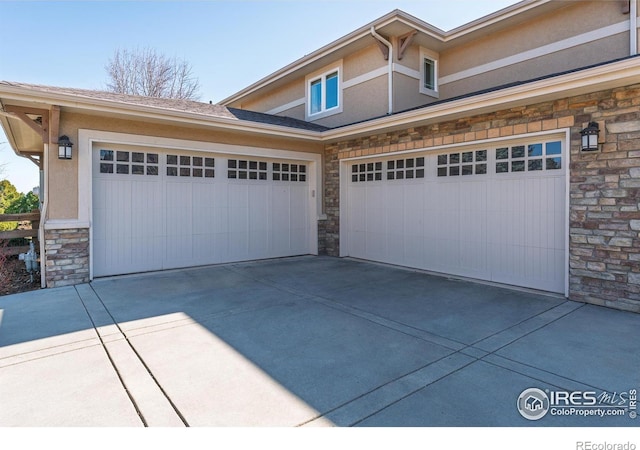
[344,136,566,294]
[93,146,313,277]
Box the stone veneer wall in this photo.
[44,228,90,287]
[322,83,640,312]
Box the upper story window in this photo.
[310,71,338,114]
[306,61,343,121]
[420,48,439,98]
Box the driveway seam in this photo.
[85,284,191,427]
[226,262,593,426]
[337,303,591,425]
[224,264,467,351]
[481,354,606,393]
[74,285,148,427]
[0,340,103,369]
[468,301,585,350]
[119,302,292,339]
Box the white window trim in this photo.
[419,47,439,98]
[305,60,343,121]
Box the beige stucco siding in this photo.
[440,33,629,100]
[48,120,79,221]
[240,80,305,114]
[276,103,306,122]
[440,1,627,77]
[393,72,436,113]
[47,112,324,220]
[343,44,386,80]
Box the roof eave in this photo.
[443,0,550,40]
[219,10,448,106]
[321,57,640,142]
[0,86,324,143]
[219,1,556,105]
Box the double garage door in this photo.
[344,136,567,294]
[92,145,313,277]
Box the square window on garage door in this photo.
[273,162,307,182]
[167,154,215,178]
[100,149,159,176]
[437,150,487,177]
[228,159,267,180]
[495,141,562,174]
[387,157,425,180]
[351,161,382,182]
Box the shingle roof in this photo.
[0,81,329,132]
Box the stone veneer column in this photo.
[44,228,90,287]
[568,85,640,313]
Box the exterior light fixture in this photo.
[580,122,600,152]
[58,135,73,159]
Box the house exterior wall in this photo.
[43,113,324,287]
[322,83,640,312]
[440,1,627,76]
[242,43,390,125]
[229,1,634,128]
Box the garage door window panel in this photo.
[99,149,159,176]
[168,154,215,178]
[437,150,487,177]
[495,141,562,174]
[274,162,307,182]
[386,158,424,181]
[228,159,267,180]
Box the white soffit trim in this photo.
[440,20,631,85]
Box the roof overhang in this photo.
[0,84,325,157]
[220,0,564,106]
[2,56,639,155]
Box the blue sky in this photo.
[0,0,518,193]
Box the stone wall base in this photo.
[44,228,89,288]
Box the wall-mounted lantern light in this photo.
[58,135,73,159]
[580,122,600,152]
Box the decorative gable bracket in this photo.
[398,30,417,60]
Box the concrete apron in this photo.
[0,256,638,427]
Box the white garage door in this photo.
[93,146,313,277]
[344,137,566,293]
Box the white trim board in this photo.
[393,63,420,80]
[342,66,388,89]
[439,20,631,85]
[265,98,305,115]
[44,220,90,230]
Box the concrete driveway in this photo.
[0,256,638,426]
